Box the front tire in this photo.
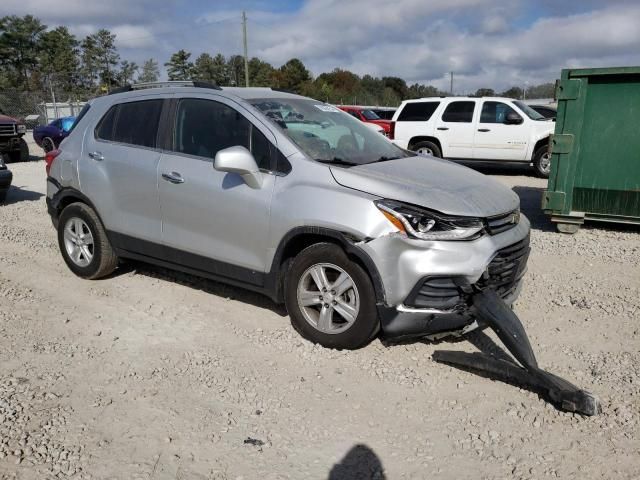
[533,147,551,178]
[8,139,29,162]
[57,202,118,279]
[285,243,379,349]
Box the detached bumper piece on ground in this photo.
[433,290,601,416]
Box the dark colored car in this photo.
[371,107,397,120]
[0,154,12,202]
[0,110,29,162]
[33,116,76,152]
[337,106,393,136]
[530,105,556,120]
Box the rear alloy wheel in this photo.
[413,140,442,158]
[58,202,118,279]
[533,147,551,178]
[285,243,379,349]
[42,137,55,153]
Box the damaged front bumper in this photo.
[359,215,531,340]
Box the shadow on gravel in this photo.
[456,162,535,177]
[384,328,597,414]
[512,185,554,232]
[117,261,289,317]
[328,444,386,480]
[1,185,44,206]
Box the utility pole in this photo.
[242,11,250,87]
[48,74,58,122]
[450,72,454,95]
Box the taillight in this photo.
[45,149,61,176]
[388,121,395,140]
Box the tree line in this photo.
[0,14,555,105]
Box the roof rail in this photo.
[108,81,222,95]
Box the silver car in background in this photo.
[46,82,530,349]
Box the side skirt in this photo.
[108,231,273,300]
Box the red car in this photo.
[338,106,393,137]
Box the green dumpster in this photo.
[542,66,640,233]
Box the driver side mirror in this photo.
[505,112,524,125]
[214,145,263,189]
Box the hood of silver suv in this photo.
[330,156,519,218]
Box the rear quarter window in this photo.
[397,102,440,121]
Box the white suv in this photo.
[391,97,555,177]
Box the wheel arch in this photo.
[48,186,109,235]
[408,136,442,154]
[267,227,386,305]
[531,135,550,160]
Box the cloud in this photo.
[2,0,640,92]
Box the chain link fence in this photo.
[0,90,91,127]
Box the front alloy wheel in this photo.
[285,243,379,349]
[297,263,360,334]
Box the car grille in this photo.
[477,235,530,298]
[405,277,465,310]
[0,124,16,136]
[485,209,520,235]
[404,235,530,310]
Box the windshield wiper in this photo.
[315,157,358,166]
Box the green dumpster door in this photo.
[572,75,640,217]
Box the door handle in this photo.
[477,128,491,132]
[88,151,104,161]
[436,127,449,131]
[162,171,185,184]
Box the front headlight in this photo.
[16,124,26,134]
[0,156,5,168]
[376,199,484,240]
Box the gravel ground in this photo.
[0,144,638,479]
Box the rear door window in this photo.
[95,106,118,141]
[397,102,439,121]
[95,99,163,148]
[112,100,163,148]
[441,101,475,123]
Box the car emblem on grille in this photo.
[511,210,520,224]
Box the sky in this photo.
[2,0,640,92]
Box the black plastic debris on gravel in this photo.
[243,437,265,447]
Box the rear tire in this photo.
[412,141,442,158]
[42,137,55,153]
[57,202,118,279]
[285,243,379,349]
[533,147,551,178]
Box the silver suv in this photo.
[46,82,530,349]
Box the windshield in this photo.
[513,100,545,121]
[250,98,408,166]
[361,109,380,120]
